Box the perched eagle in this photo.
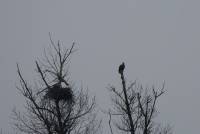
[118,62,125,74]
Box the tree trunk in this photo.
[120,72,135,134]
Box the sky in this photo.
[1,0,200,133]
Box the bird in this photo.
[118,62,125,74]
[36,83,61,95]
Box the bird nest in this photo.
[45,85,74,103]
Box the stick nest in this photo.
[45,84,74,103]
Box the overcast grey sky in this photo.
[1,0,200,133]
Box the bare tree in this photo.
[12,38,101,134]
[108,62,172,134]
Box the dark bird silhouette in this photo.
[52,83,61,90]
[118,62,125,74]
